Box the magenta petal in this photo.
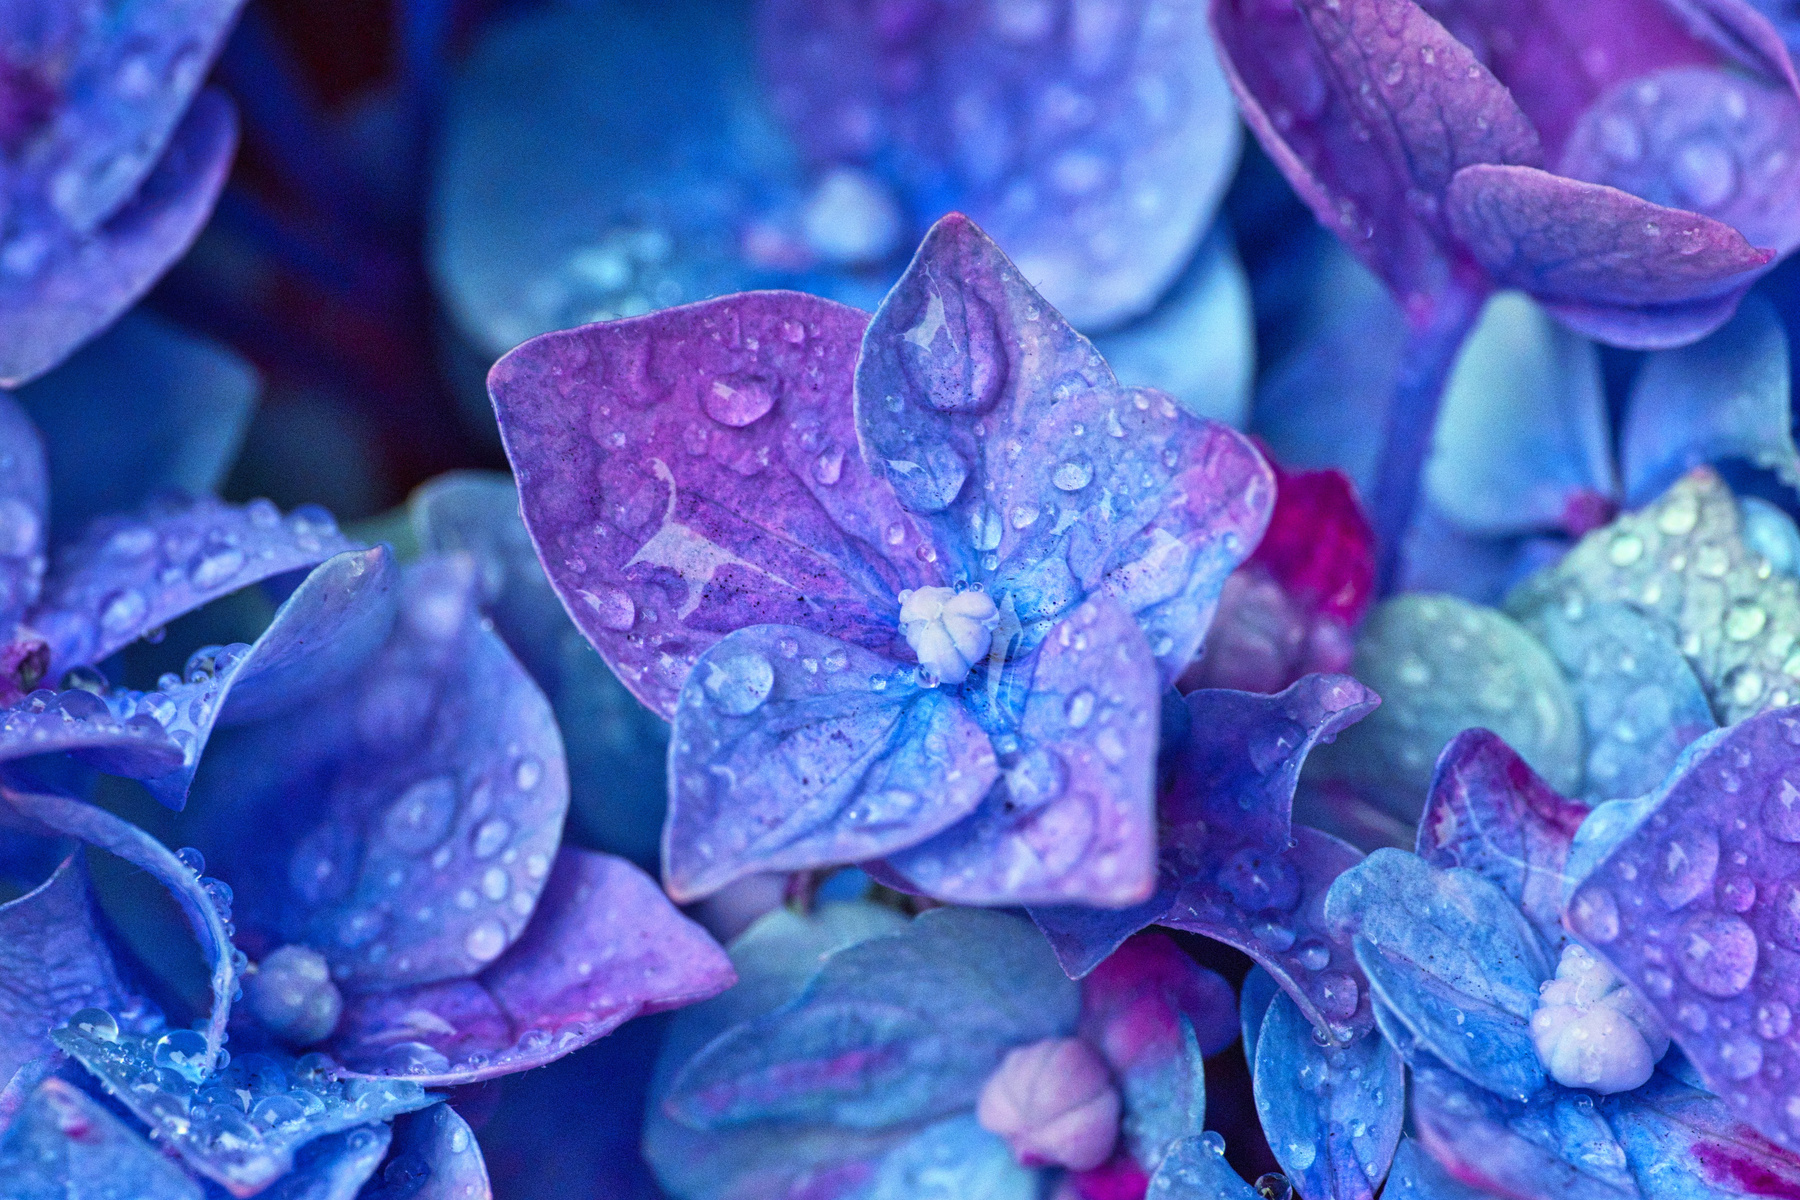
[665,623,997,901]
[1415,729,1589,949]
[0,855,131,1088]
[334,848,731,1085]
[28,495,353,677]
[1562,705,1800,1154]
[0,89,238,387]
[0,397,48,632]
[490,291,932,720]
[878,595,1160,907]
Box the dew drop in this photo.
[703,373,777,427]
[380,776,458,855]
[1678,912,1757,997]
[1065,689,1096,728]
[472,817,513,859]
[1569,884,1621,943]
[152,1029,211,1084]
[1053,459,1093,491]
[69,1007,118,1042]
[465,919,508,964]
[99,588,147,634]
[702,651,775,715]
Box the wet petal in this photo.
[0,1077,202,1200]
[665,623,997,902]
[1035,675,1379,1043]
[1080,933,1235,1171]
[661,908,1076,1131]
[1380,1137,1493,1200]
[1415,729,1592,947]
[28,494,353,676]
[1314,593,1582,827]
[858,214,1272,680]
[0,688,184,780]
[1325,849,1553,1101]
[762,0,1241,329]
[360,1104,491,1200]
[1143,1133,1259,1198]
[0,90,238,387]
[409,471,668,865]
[1252,990,1404,1200]
[181,554,569,992]
[1506,467,1800,724]
[14,311,258,547]
[1426,291,1618,537]
[858,1115,1037,1200]
[1561,704,1800,1153]
[1621,292,1800,505]
[491,290,930,719]
[1605,1071,1800,1199]
[1239,965,1281,1070]
[879,595,1160,907]
[0,856,132,1088]
[332,848,733,1086]
[0,396,48,632]
[263,1125,391,1200]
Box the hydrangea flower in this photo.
[644,901,1238,1200]
[0,0,246,386]
[1315,467,1800,843]
[1322,723,1800,1197]
[431,0,1253,420]
[490,213,1273,908]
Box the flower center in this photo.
[898,586,998,685]
[1530,943,1668,1094]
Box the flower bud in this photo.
[898,586,999,685]
[1530,944,1668,1094]
[976,1036,1121,1171]
[244,945,343,1046]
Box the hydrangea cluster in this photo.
[11,0,1800,1197]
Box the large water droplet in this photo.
[702,651,775,715]
[579,585,636,632]
[1006,747,1067,810]
[465,919,508,963]
[472,817,513,859]
[190,545,246,590]
[153,1029,211,1084]
[703,373,777,427]
[1065,689,1096,728]
[969,503,1003,551]
[1654,827,1719,910]
[1569,884,1621,943]
[69,1007,118,1042]
[1052,459,1093,491]
[380,776,458,855]
[99,588,147,634]
[1763,772,1800,842]
[1678,912,1757,997]
[843,789,921,826]
[1672,138,1738,210]
[1316,971,1360,1020]
[1218,848,1300,912]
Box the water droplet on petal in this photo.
[465,919,507,964]
[1053,459,1093,491]
[153,1029,211,1084]
[1678,912,1757,997]
[703,373,777,426]
[1065,689,1095,728]
[702,651,775,715]
[69,1007,118,1042]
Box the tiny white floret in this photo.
[899,586,1000,685]
[1530,943,1669,1094]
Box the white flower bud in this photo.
[1530,944,1668,1094]
[898,586,999,685]
[977,1036,1121,1171]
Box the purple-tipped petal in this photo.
[1252,990,1404,1200]
[664,623,998,902]
[1326,849,1554,1101]
[1034,675,1378,1044]
[490,291,931,719]
[264,1126,392,1200]
[0,89,238,387]
[1416,730,1592,947]
[0,1078,202,1200]
[0,396,48,634]
[360,1104,492,1200]
[760,0,1241,330]
[1561,704,1800,1153]
[333,848,733,1086]
[28,494,353,677]
[879,595,1159,907]
[0,855,131,1088]
[856,213,1272,678]
[1606,1071,1800,1198]
[182,554,568,992]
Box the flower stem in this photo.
[1370,284,1485,595]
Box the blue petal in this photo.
[1519,600,1718,801]
[1093,225,1254,426]
[1144,1134,1260,1199]
[1424,291,1617,537]
[661,908,1076,1131]
[1621,289,1800,506]
[859,1115,1039,1200]
[0,855,133,1089]
[0,689,184,781]
[408,472,668,866]
[0,396,49,631]
[1252,990,1403,1200]
[262,1125,392,1200]
[1239,966,1280,1069]
[360,1104,491,1200]
[1396,503,1563,605]
[1324,850,1553,1101]
[1381,1137,1513,1200]
[0,1078,202,1200]
[1604,1071,1800,1200]
[15,311,258,547]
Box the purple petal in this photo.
[360,1104,492,1200]
[0,688,183,779]
[0,855,131,1088]
[878,595,1159,907]
[332,848,733,1086]
[857,213,1272,681]
[1621,292,1800,504]
[1080,933,1236,1171]
[1561,704,1800,1153]
[1607,1071,1800,1198]
[1444,163,1771,344]
[1325,849,1554,1100]
[0,1078,202,1200]
[1210,0,1539,302]
[490,291,932,719]
[664,623,998,902]
[0,89,238,387]
[1416,729,1592,947]
[1252,989,1404,1200]
[1034,675,1378,1044]
[1505,467,1799,726]
[760,0,1241,330]
[264,1126,392,1200]
[0,396,48,633]
[28,494,353,677]
[181,554,569,992]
